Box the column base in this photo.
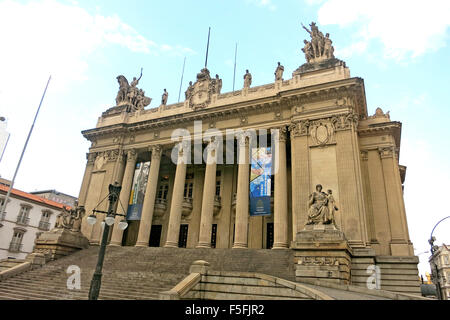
[272,243,289,250]
[232,243,248,249]
[135,242,149,248]
[108,242,122,247]
[196,242,212,249]
[164,241,179,248]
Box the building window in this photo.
[0,197,5,220]
[157,184,169,200]
[184,183,193,198]
[38,210,52,231]
[215,180,221,196]
[9,229,25,252]
[17,205,31,226]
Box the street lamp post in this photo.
[88,183,127,300]
[429,215,450,301]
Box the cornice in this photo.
[82,77,367,141]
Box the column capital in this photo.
[126,149,138,162]
[331,112,359,131]
[237,133,250,148]
[360,150,369,161]
[289,120,310,137]
[150,145,163,160]
[378,146,397,159]
[86,152,97,165]
[271,127,288,142]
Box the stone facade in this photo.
[77,23,420,294]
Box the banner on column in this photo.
[126,161,151,220]
[250,147,272,216]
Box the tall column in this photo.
[272,127,288,249]
[135,145,163,247]
[379,146,410,256]
[197,142,218,248]
[289,121,310,241]
[164,146,188,248]
[109,149,137,246]
[233,135,250,249]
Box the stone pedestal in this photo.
[32,228,89,262]
[293,224,352,285]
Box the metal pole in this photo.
[0,75,51,217]
[88,183,121,300]
[178,57,186,103]
[0,132,10,164]
[232,43,237,91]
[205,27,211,69]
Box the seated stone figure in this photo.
[306,184,337,225]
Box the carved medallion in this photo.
[310,120,335,146]
[189,68,214,110]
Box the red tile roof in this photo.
[0,184,71,210]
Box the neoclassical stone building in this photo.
[78,24,420,293]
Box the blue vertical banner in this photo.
[250,147,272,216]
[126,161,151,220]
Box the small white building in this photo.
[0,184,68,260]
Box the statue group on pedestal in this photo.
[306,184,338,226]
[301,22,335,63]
[54,201,86,233]
[115,68,152,112]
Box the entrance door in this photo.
[266,223,274,249]
[149,225,162,247]
[178,224,189,248]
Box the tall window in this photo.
[157,184,169,200]
[184,183,193,198]
[9,229,25,252]
[17,205,31,225]
[39,210,52,231]
[215,171,221,197]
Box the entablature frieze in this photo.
[82,78,367,143]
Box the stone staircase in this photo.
[0,246,295,300]
[0,259,26,273]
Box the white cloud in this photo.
[0,0,194,196]
[246,0,276,11]
[309,0,450,61]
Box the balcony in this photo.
[154,198,167,218]
[8,241,22,253]
[181,197,193,219]
[16,215,30,226]
[38,220,51,231]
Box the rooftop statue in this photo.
[274,62,284,81]
[301,22,335,63]
[115,68,152,112]
[243,69,252,88]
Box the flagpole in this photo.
[177,57,186,103]
[205,27,211,69]
[232,43,238,91]
[0,76,51,218]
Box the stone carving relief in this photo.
[115,69,152,112]
[298,256,339,266]
[289,120,310,137]
[331,112,359,131]
[309,119,335,146]
[94,153,107,170]
[186,68,222,110]
[368,107,390,120]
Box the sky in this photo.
[0,0,449,277]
